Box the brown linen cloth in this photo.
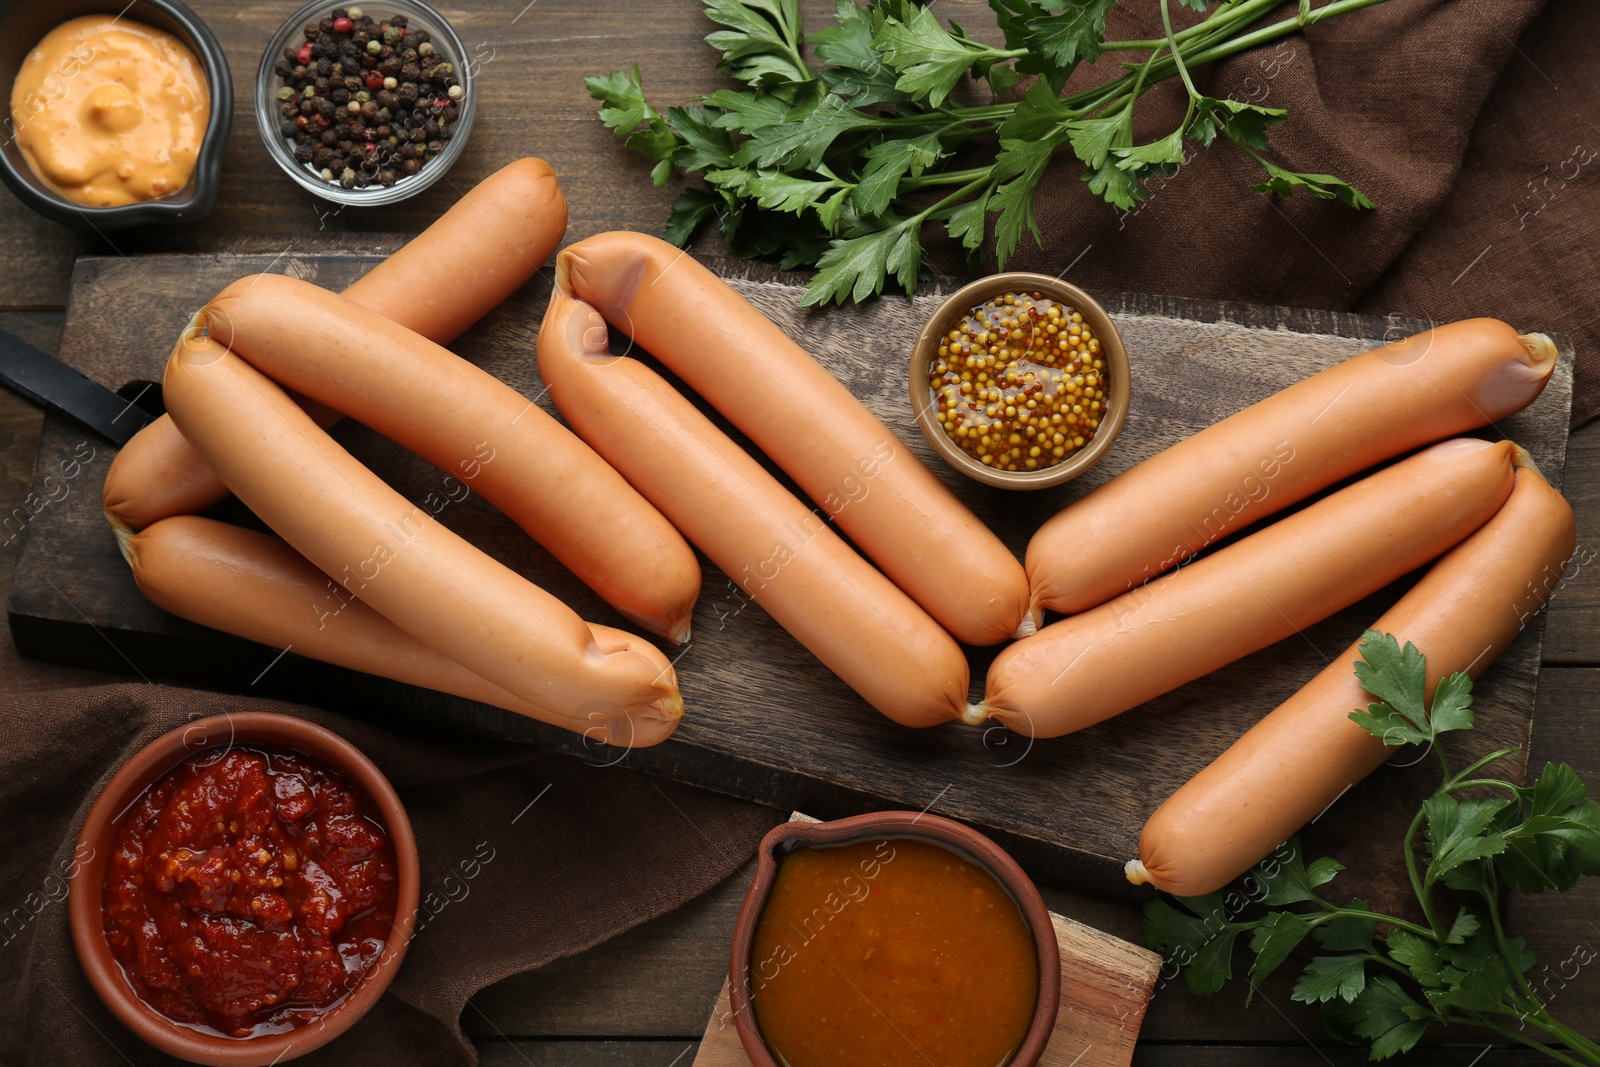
[0,673,779,1066]
[932,0,1600,426]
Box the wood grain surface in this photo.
[5,249,1575,907]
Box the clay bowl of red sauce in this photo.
[729,812,1060,1067]
[69,713,419,1065]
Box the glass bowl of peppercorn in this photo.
[254,0,474,205]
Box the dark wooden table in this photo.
[2,1,1596,1063]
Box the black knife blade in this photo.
[0,326,155,446]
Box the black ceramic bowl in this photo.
[0,0,232,228]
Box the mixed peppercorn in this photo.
[272,6,463,190]
[928,291,1108,472]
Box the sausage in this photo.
[556,231,1032,646]
[973,438,1520,737]
[1027,320,1558,618]
[103,157,568,532]
[1128,454,1576,896]
[120,516,680,747]
[537,289,968,728]
[161,335,683,733]
[200,273,700,642]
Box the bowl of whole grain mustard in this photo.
[910,273,1130,490]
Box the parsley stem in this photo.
[1444,746,1523,788]
[1321,904,1434,941]
[1403,802,1445,938]
[1159,0,1202,102]
[1100,0,1282,52]
[1486,885,1557,1034]
[871,105,1015,129]
[1459,1017,1594,1067]
[1446,777,1524,795]
[921,175,994,218]
[1153,0,1397,79]
[901,167,991,190]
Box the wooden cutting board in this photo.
[8,249,1574,897]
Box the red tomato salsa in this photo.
[749,837,1039,1067]
[102,745,399,1037]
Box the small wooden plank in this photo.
[693,909,1160,1067]
[8,251,1575,901]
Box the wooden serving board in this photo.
[8,249,1575,899]
[693,813,1160,1067]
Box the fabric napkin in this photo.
[932,0,1599,427]
[0,673,777,1066]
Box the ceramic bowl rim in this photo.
[68,712,420,1066]
[0,0,233,228]
[909,271,1131,490]
[252,0,475,207]
[726,810,1061,1067]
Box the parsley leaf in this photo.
[872,3,993,108]
[942,188,992,253]
[1249,838,1342,906]
[663,187,724,247]
[1082,159,1149,210]
[1494,762,1600,893]
[1385,929,1444,988]
[1293,953,1368,1005]
[704,0,815,88]
[585,67,658,137]
[990,136,1058,267]
[810,0,913,107]
[1189,96,1286,150]
[701,88,800,136]
[998,78,1072,141]
[1248,910,1314,994]
[1328,976,1431,1060]
[667,105,739,173]
[1143,632,1600,1061]
[1348,630,1474,749]
[1143,892,1256,997]
[1252,158,1376,209]
[853,133,943,215]
[1028,0,1117,71]
[592,0,1388,303]
[799,215,925,306]
[1064,112,1128,170]
[735,93,871,170]
[1311,902,1377,954]
[741,170,850,217]
[1114,127,1189,173]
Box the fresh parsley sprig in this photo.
[1144,631,1600,1063]
[585,0,1389,305]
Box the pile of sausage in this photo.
[100,158,1572,898]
